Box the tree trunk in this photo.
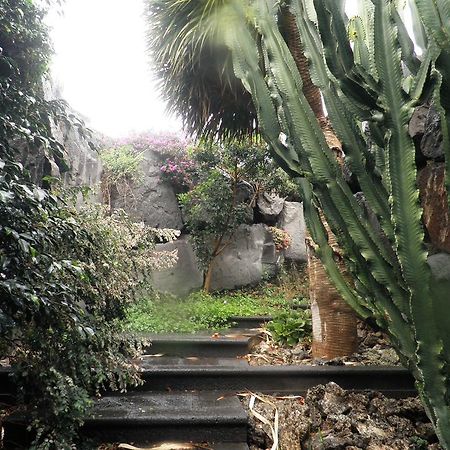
[203,259,215,293]
[283,10,358,359]
[307,240,358,359]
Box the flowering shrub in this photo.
[160,156,197,192]
[102,131,189,156]
[268,227,292,251]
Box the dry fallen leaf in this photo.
[118,443,203,450]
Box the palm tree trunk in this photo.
[283,10,358,359]
[307,234,358,359]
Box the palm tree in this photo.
[147,0,357,359]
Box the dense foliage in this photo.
[0,1,177,448]
[1,167,179,449]
[0,167,178,448]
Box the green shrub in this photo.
[267,309,312,347]
[0,176,178,448]
[100,145,144,184]
[100,145,144,206]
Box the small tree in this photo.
[177,140,295,291]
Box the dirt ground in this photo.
[246,321,400,368]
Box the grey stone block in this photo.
[151,235,203,297]
[278,201,307,261]
[210,224,281,291]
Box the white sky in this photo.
[46,1,379,138]
[48,0,183,137]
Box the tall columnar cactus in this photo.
[148,0,450,446]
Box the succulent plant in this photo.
[148,0,450,445]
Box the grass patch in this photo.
[123,262,309,334]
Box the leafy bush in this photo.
[0,164,178,448]
[100,145,144,206]
[267,309,312,347]
[100,145,144,183]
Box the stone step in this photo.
[137,359,416,397]
[141,329,262,357]
[82,391,248,445]
[227,315,272,329]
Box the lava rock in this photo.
[256,192,285,223]
[421,106,444,160]
[418,162,450,252]
[409,104,429,139]
[109,149,183,229]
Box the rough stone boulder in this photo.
[210,224,282,291]
[19,113,103,202]
[256,192,285,223]
[277,201,307,262]
[151,235,203,298]
[109,149,183,229]
[418,162,450,252]
[420,106,444,161]
[428,252,450,282]
[409,104,429,140]
[56,122,103,202]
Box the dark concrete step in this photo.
[137,359,416,397]
[0,359,416,399]
[142,329,262,357]
[227,316,272,329]
[82,391,248,445]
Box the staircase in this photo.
[82,319,263,449]
[1,316,416,449]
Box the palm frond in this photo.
[146,0,258,141]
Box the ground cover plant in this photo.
[124,262,309,334]
[124,286,301,334]
[148,0,450,446]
